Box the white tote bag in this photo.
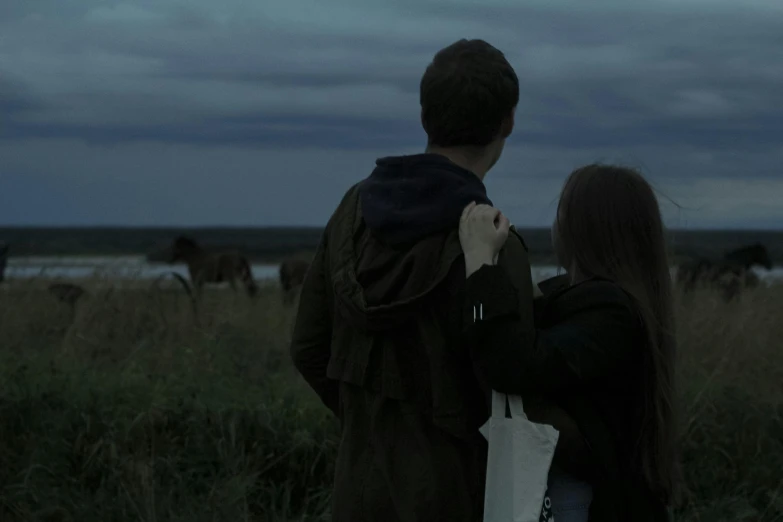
[479,390,560,522]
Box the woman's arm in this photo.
[464,264,640,396]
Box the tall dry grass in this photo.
[0,276,781,521]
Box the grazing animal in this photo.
[723,242,773,271]
[48,283,89,332]
[279,258,310,304]
[0,241,9,283]
[676,243,772,300]
[48,282,87,305]
[152,271,201,326]
[167,236,258,297]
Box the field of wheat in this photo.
[0,276,781,522]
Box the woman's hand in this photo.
[459,202,510,277]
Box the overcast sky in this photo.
[1,0,782,228]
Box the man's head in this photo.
[420,39,519,178]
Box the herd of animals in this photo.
[0,238,775,309]
[675,242,772,301]
[0,236,312,308]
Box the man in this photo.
[290,39,586,521]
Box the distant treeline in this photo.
[1,226,782,265]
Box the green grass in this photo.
[0,277,782,521]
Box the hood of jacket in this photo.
[327,153,492,331]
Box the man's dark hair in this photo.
[420,39,519,148]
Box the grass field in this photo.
[0,276,782,521]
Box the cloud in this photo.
[2,0,782,150]
[1,0,782,226]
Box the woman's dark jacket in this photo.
[463,266,671,522]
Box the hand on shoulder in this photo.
[459,202,510,277]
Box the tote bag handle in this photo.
[490,390,527,420]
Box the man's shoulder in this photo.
[324,182,363,233]
[499,225,531,267]
[507,225,529,252]
[496,224,534,299]
[337,182,363,211]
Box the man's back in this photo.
[290,154,534,521]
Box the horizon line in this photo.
[2,224,783,233]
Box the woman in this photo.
[460,164,679,522]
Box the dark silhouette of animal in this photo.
[0,242,9,283]
[166,236,258,297]
[47,283,89,332]
[723,242,773,271]
[279,258,310,304]
[676,243,772,300]
[152,271,201,327]
[48,282,87,305]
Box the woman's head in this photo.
[553,164,680,503]
[553,164,668,281]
